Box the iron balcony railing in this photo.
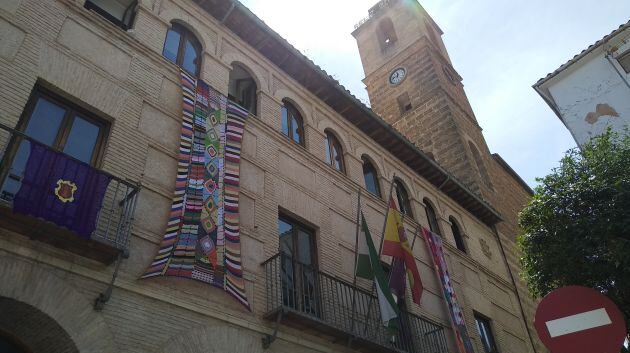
[0,122,139,254]
[263,252,449,353]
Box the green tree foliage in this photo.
[518,130,630,342]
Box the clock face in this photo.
[389,68,406,85]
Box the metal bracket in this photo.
[262,310,283,349]
[94,251,123,311]
[346,335,355,348]
[220,1,236,23]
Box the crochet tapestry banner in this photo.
[142,69,249,309]
[422,227,474,353]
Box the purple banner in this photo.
[13,141,111,239]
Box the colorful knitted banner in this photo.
[422,227,474,353]
[142,70,249,310]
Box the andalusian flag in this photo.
[356,213,399,328]
[383,198,423,304]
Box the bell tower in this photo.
[352,0,495,197]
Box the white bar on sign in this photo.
[546,308,612,338]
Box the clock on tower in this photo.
[389,67,406,85]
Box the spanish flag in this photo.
[382,198,423,304]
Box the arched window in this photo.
[324,131,345,173]
[423,198,441,235]
[85,0,137,30]
[469,142,493,188]
[393,179,412,218]
[281,100,304,146]
[449,216,466,252]
[228,63,257,115]
[362,156,381,197]
[162,23,201,76]
[376,17,397,52]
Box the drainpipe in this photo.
[491,225,539,353]
[437,175,450,190]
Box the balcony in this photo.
[262,253,449,353]
[0,123,139,263]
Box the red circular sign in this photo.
[534,286,626,353]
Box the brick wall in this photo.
[0,0,536,352]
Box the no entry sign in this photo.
[534,286,627,353]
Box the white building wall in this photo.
[543,30,630,146]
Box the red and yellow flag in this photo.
[383,198,423,304]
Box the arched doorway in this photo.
[0,297,79,353]
[0,256,117,353]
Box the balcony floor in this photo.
[264,306,410,353]
[0,204,120,263]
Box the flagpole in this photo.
[352,189,363,285]
[410,223,421,251]
[363,174,397,337]
[377,174,397,256]
[396,223,421,297]
[348,188,362,343]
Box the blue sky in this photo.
[240,0,630,186]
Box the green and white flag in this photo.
[355,213,399,327]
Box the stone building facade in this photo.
[0,0,539,352]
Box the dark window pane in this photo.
[298,228,316,315]
[395,181,411,217]
[63,116,100,164]
[451,219,466,252]
[281,106,289,136]
[475,315,498,353]
[182,39,199,75]
[324,136,331,165]
[279,218,294,257]
[240,82,256,114]
[25,97,66,145]
[363,162,380,196]
[277,215,318,316]
[85,0,137,29]
[291,116,301,144]
[228,65,257,115]
[162,28,180,64]
[279,218,293,237]
[332,144,341,171]
[282,103,304,145]
[1,97,66,201]
[425,201,440,234]
[618,51,630,73]
[297,230,313,265]
[325,133,344,172]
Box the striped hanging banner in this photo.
[422,227,474,353]
[142,69,249,310]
